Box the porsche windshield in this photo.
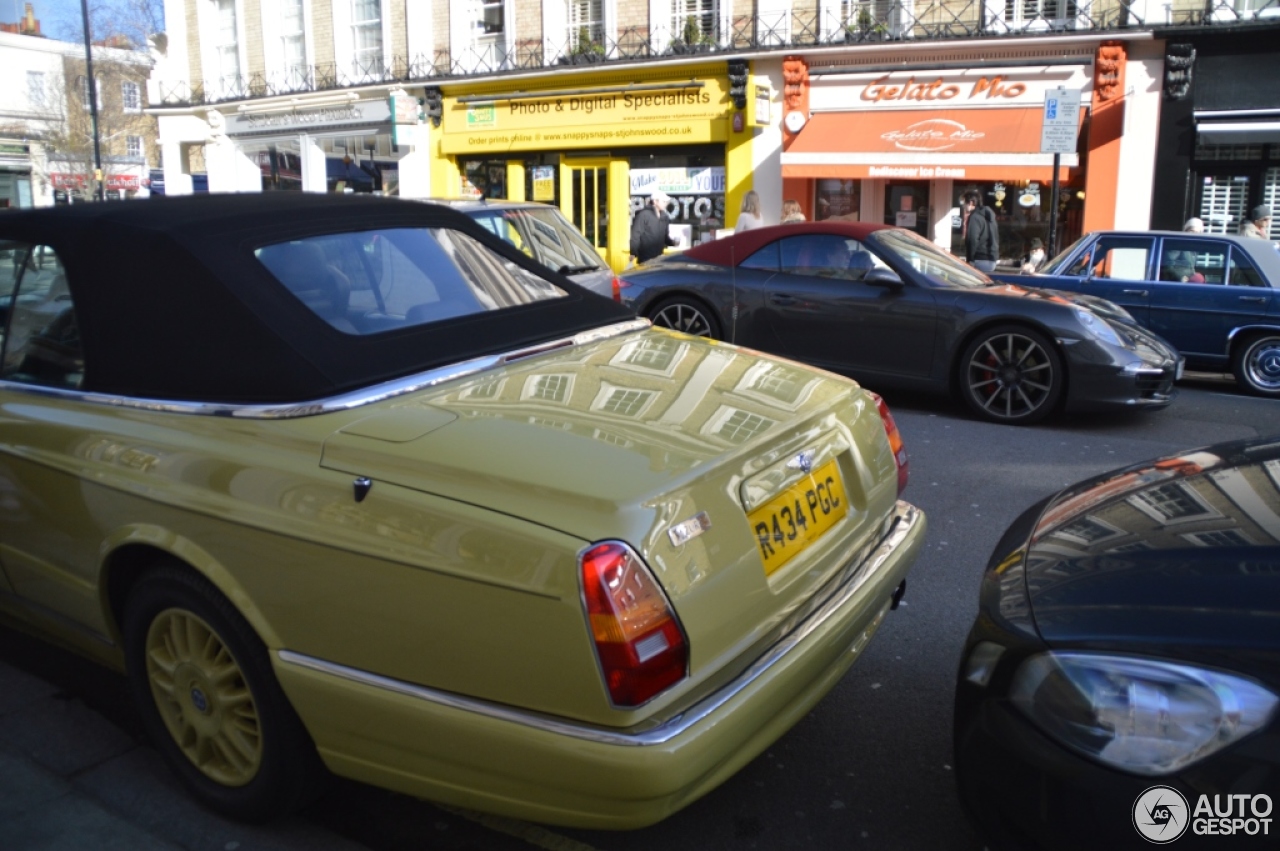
[869,228,994,288]
[255,227,568,334]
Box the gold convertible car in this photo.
[0,194,925,827]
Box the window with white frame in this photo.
[841,0,913,37]
[79,76,102,111]
[126,136,144,158]
[26,71,45,107]
[352,0,383,74]
[121,80,141,112]
[673,0,716,42]
[214,0,242,90]
[1003,0,1078,29]
[569,0,603,48]
[473,0,506,61]
[282,0,308,86]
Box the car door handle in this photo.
[1238,295,1268,303]
[1121,289,1148,296]
[770,294,797,306]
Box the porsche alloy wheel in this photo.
[649,297,721,339]
[124,563,324,821]
[1233,334,1280,397]
[959,326,1063,425]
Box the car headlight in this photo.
[1073,307,1126,348]
[1010,652,1279,775]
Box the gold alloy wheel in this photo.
[145,607,263,787]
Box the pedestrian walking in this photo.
[1240,205,1272,239]
[630,189,677,264]
[781,199,805,224]
[961,190,999,272]
[735,190,765,232]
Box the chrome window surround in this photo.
[0,319,650,419]
[276,500,922,748]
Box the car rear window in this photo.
[255,227,567,334]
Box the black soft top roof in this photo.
[0,194,631,403]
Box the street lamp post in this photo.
[79,0,104,201]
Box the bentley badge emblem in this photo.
[787,450,816,475]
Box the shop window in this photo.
[324,136,399,195]
[952,181,1058,264]
[815,179,859,222]
[629,155,726,248]
[282,0,309,88]
[352,0,383,77]
[244,142,303,191]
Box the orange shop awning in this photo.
[781,108,1079,181]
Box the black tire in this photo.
[648,296,722,339]
[123,562,325,822]
[957,325,1064,425]
[1232,333,1280,397]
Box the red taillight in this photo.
[580,542,687,707]
[611,276,622,302]
[870,392,909,496]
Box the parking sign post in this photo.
[1041,88,1081,258]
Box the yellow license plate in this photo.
[748,459,849,575]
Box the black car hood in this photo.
[1020,438,1280,675]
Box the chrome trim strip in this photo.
[0,319,651,420]
[276,500,922,748]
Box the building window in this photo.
[1129,482,1217,524]
[672,0,716,43]
[214,0,242,93]
[713,408,774,443]
[525,373,572,403]
[999,0,1078,31]
[79,77,102,111]
[121,81,141,112]
[352,0,383,75]
[471,0,506,65]
[126,136,143,158]
[841,0,911,37]
[599,388,652,417]
[1184,529,1253,548]
[569,0,603,49]
[282,0,308,87]
[26,71,44,107]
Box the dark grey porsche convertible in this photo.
[617,222,1183,425]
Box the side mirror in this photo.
[864,267,904,289]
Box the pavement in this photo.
[0,648,371,851]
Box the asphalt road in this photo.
[3,372,1276,851]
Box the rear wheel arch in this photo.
[102,529,283,650]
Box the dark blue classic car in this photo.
[994,230,1280,397]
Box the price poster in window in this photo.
[532,166,556,202]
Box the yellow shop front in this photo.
[431,64,747,272]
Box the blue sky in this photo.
[15,1,161,44]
